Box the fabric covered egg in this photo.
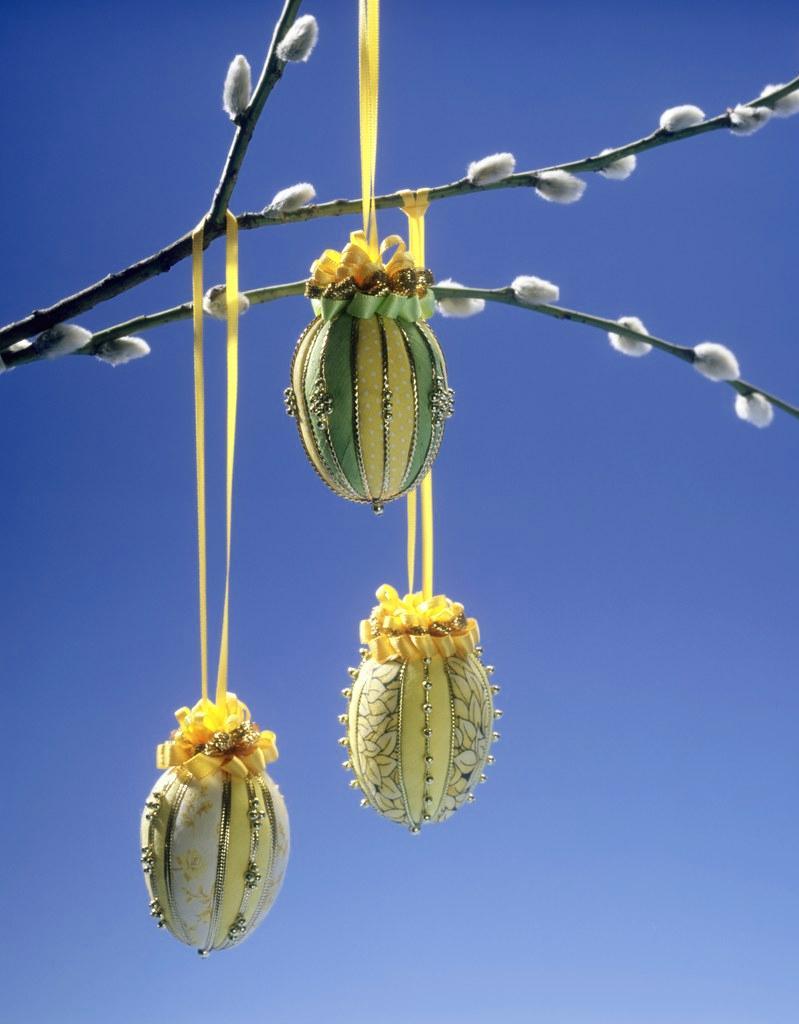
[341,586,501,830]
[140,694,289,954]
[284,231,453,512]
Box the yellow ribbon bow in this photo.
[310,230,424,293]
[156,693,278,780]
[360,584,481,663]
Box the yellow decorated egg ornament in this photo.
[341,586,501,831]
[140,694,289,954]
[285,232,453,512]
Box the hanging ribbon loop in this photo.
[189,212,240,710]
[400,189,434,600]
[191,226,209,702]
[214,210,240,708]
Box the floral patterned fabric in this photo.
[140,767,289,952]
[347,652,493,829]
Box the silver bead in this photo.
[198,949,210,958]
[341,760,352,770]
[360,798,369,808]
[485,665,495,675]
[424,755,434,765]
[337,713,348,724]
[467,794,476,803]
[348,779,361,789]
[475,645,484,655]
[487,755,495,765]
[480,773,487,783]
[494,709,504,719]
[244,861,261,888]
[144,793,163,820]
[422,703,432,714]
[490,684,501,695]
[492,731,501,741]
[425,775,434,785]
[409,825,421,834]
[338,736,349,747]
[423,813,431,821]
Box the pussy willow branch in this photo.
[208,0,303,228]
[6,279,797,424]
[238,76,799,227]
[433,285,799,421]
[0,0,303,352]
[1,282,308,369]
[0,74,796,353]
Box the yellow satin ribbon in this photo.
[215,210,239,707]
[156,694,278,780]
[373,584,464,630]
[360,584,480,663]
[177,216,277,776]
[420,472,434,600]
[400,190,434,599]
[406,488,417,596]
[190,212,239,710]
[309,230,416,290]
[359,0,380,256]
[191,228,209,702]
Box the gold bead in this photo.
[338,713,348,724]
[338,737,349,747]
[347,667,359,679]
[341,687,352,699]
[494,709,503,719]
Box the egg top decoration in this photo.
[285,228,453,513]
[283,0,453,513]
[341,586,501,831]
[139,213,289,954]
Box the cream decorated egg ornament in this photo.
[341,586,501,831]
[140,694,289,954]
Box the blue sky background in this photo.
[1,1,797,1021]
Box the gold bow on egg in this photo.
[360,584,481,663]
[156,693,278,780]
[307,230,432,299]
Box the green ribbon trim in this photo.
[311,290,436,324]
